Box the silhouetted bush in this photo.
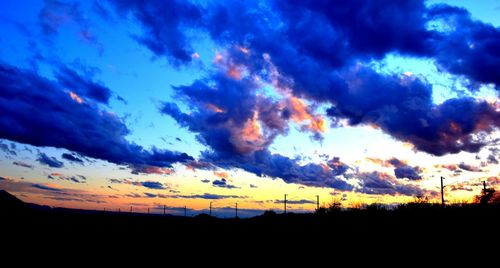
[365,203,386,211]
[262,210,276,217]
[474,187,496,205]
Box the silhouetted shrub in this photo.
[474,187,496,205]
[365,203,386,211]
[262,210,276,217]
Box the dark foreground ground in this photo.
[1,189,499,257]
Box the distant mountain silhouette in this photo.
[0,189,51,211]
[0,189,25,210]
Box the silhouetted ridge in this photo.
[0,189,25,209]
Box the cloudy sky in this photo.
[0,0,499,217]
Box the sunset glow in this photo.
[0,0,499,218]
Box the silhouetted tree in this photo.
[315,207,327,215]
[413,195,430,204]
[327,199,342,213]
[262,210,276,217]
[475,187,496,205]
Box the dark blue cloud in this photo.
[31,183,62,192]
[108,178,167,190]
[394,166,422,181]
[38,0,86,35]
[272,0,434,63]
[201,149,353,190]
[140,0,500,159]
[160,71,351,189]
[139,181,165,190]
[169,193,247,200]
[97,0,500,193]
[61,153,84,164]
[0,63,193,171]
[0,141,17,156]
[13,161,33,169]
[107,0,203,65]
[326,68,499,156]
[163,97,352,189]
[55,66,112,104]
[487,154,498,165]
[212,178,238,189]
[357,171,434,196]
[428,4,500,87]
[109,0,499,92]
[384,158,422,181]
[48,174,86,183]
[458,162,482,172]
[144,192,157,198]
[37,153,64,168]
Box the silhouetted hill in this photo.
[1,188,500,250]
[0,189,25,210]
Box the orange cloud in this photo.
[135,166,175,175]
[309,116,327,133]
[214,52,223,63]
[213,171,229,179]
[69,91,84,104]
[227,66,242,80]
[320,163,330,173]
[206,103,224,113]
[241,111,262,142]
[238,46,249,54]
[232,110,268,153]
[366,157,384,165]
[287,96,326,133]
[436,164,459,171]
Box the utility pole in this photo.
[184,205,187,217]
[284,194,287,214]
[163,205,166,215]
[147,208,150,215]
[235,202,238,218]
[440,176,445,206]
[483,181,487,191]
[316,195,320,210]
[130,206,133,213]
[209,202,212,217]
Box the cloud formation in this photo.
[112,0,498,156]
[61,153,84,164]
[0,63,193,172]
[37,153,64,168]
[109,178,167,190]
[130,0,500,191]
[212,178,238,189]
[3,0,499,198]
[357,171,435,197]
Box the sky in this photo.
[0,0,499,218]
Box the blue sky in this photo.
[0,0,498,217]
